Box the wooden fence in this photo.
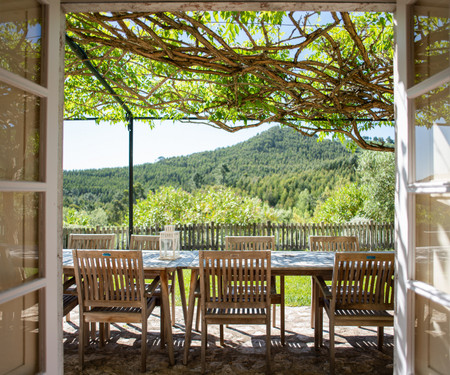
[63,221,394,251]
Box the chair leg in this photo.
[79,318,85,370]
[266,318,271,374]
[329,322,335,375]
[272,304,276,328]
[84,322,90,347]
[201,318,207,374]
[377,326,384,350]
[220,324,224,346]
[99,323,105,347]
[141,318,147,372]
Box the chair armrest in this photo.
[314,276,332,300]
[145,276,161,297]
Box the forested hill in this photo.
[63,126,358,211]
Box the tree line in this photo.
[64,126,394,226]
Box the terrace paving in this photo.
[64,306,394,374]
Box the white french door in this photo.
[395,0,450,374]
[0,0,62,374]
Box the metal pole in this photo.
[128,115,134,240]
[66,34,136,242]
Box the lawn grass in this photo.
[173,271,312,307]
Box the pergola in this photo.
[63,9,397,233]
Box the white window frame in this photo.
[394,1,450,374]
[0,0,63,373]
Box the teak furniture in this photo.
[68,233,116,250]
[72,250,161,372]
[63,249,196,367]
[314,252,395,375]
[129,234,178,326]
[225,236,285,344]
[199,250,272,374]
[183,250,336,365]
[309,235,360,327]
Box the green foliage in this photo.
[357,150,395,222]
[64,11,394,151]
[131,186,281,226]
[63,126,359,223]
[313,182,365,223]
[63,206,108,227]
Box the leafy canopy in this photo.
[65,11,394,152]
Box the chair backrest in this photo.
[309,236,359,252]
[72,249,145,309]
[225,236,275,251]
[199,250,271,310]
[68,234,115,249]
[331,252,395,311]
[129,235,160,250]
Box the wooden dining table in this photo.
[62,249,197,366]
[182,250,336,365]
[63,249,336,366]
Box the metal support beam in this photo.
[66,34,135,242]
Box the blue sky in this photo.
[63,120,395,171]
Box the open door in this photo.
[0,0,62,373]
[395,0,450,374]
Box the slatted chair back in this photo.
[68,233,115,250]
[310,236,359,252]
[200,250,271,311]
[73,250,145,309]
[225,236,275,251]
[331,252,395,312]
[224,235,284,343]
[129,235,160,250]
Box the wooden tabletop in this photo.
[63,249,197,272]
[185,250,335,276]
[63,249,335,275]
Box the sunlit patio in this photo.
[63,306,394,374]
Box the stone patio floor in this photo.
[64,306,393,374]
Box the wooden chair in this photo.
[129,234,160,251]
[314,252,395,375]
[309,236,360,252]
[68,233,116,249]
[224,236,285,345]
[72,249,161,372]
[199,250,272,374]
[129,234,177,326]
[309,235,360,328]
[66,234,115,325]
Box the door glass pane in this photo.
[415,83,450,182]
[0,192,40,292]
[415,294,450,375]
[415,193,450,294]
[0,0,43,84]
[0,82,41,181]
[414,0,450,84]
[0,291,40,375]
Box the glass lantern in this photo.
[159,225,180,260]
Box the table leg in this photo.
[313,276,323,350]
[183,269,199,365]
[177,268,187,322]
[160,270,175,366]
[311,277,315,329]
